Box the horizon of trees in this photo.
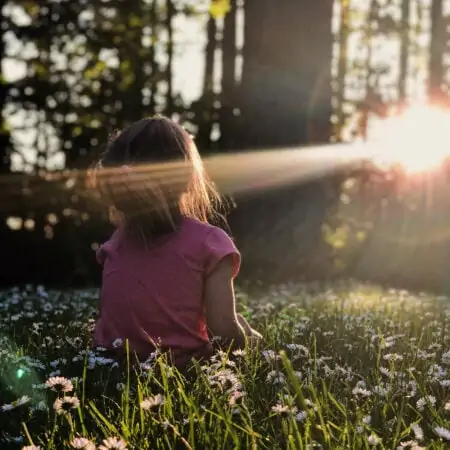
[0,0,448,176]
[0,0,334,176]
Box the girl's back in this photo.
[94,217,239,366]
[91,115,261,367]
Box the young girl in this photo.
[92,115,262,368]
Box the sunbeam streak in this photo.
[0,141,377,214]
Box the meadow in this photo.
[1,282,450,449]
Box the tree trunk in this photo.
[120,0,144,122]
[0,16,11,174]
[239,0,333,149]
[149,0,158,112]
[335,0,350,141]
[196,16,217,151]
[429,0,444,103]
[165,0,175,113]
[398,0,411,105]
[219,0,237,151]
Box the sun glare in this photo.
[369,105,450,173]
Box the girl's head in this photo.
[92,115,220,241]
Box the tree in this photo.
[219,0,238,150]
[237,0,334,149]
[398,0,411,104]
[4,0,181,170]
[429,0,445,104]
[194,13,218,151]
[0,6,12,174]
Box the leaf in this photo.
[84,61,107,79]
[356,231,367,242]
[209,0,231,19]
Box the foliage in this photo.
[209,0,231,19]
[2,283,450,448]
[2,0,220,171]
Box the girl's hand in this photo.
[247,330,263,346]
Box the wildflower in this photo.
[140,394,164,410]
[33,401,48,412]
[16,396,31,407]
[352,386,372,397]
[232,349,245,357]
[261,350,279,362]
[411,424,424,441]
[2,396,31,411]
[428,364,447,380]
[112,338,123,348]
[53,396,80,415]
[286,343,309,359]
[444,402,450,411]
[363,415,372,425]
[228,390,245,406]
[208,369,242,392]
[404,381,417,398]
[71,437,96,450]
[49,358,67,368]
[93,356,115,366]
[383,353,403,362]
[379,367,392,378]
[98,437,127,450]
[441,350,450,364]
[303,399,319,412]
[48,370,61,377]
[434,426,450,441]
[266,370,286,385]
[45,376,73,393]
[295,410,308,422]
[271,404,298,415]
[416,395,436,411]
[21,446,42,450]
[368,433,381,446]
[373,384,389,397]
[397,440,425,449]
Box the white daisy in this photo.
[368,433,381,446]
[98,437,127,450]
[45,376,73,393]
[112,338,123,348]
[411,424,424,441]
[140,394,165,410]
[53,396,80,415]
[434,426,450,440]
[70,437,96,450]
[271,404,298,415]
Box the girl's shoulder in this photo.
[96,227,123,264]
[181,217,240,276]
[181,217,232,240]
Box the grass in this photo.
[1,281,450,449]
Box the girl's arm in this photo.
[205,255,257,349]
[237,314,263,341]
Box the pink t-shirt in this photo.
[93,217,240,367]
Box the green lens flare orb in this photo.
[16,369,25,379]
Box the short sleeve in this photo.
[96,245,106,265]
[96,230,120,265]
[204,227,241,278]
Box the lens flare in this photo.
[369,105,450,173]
